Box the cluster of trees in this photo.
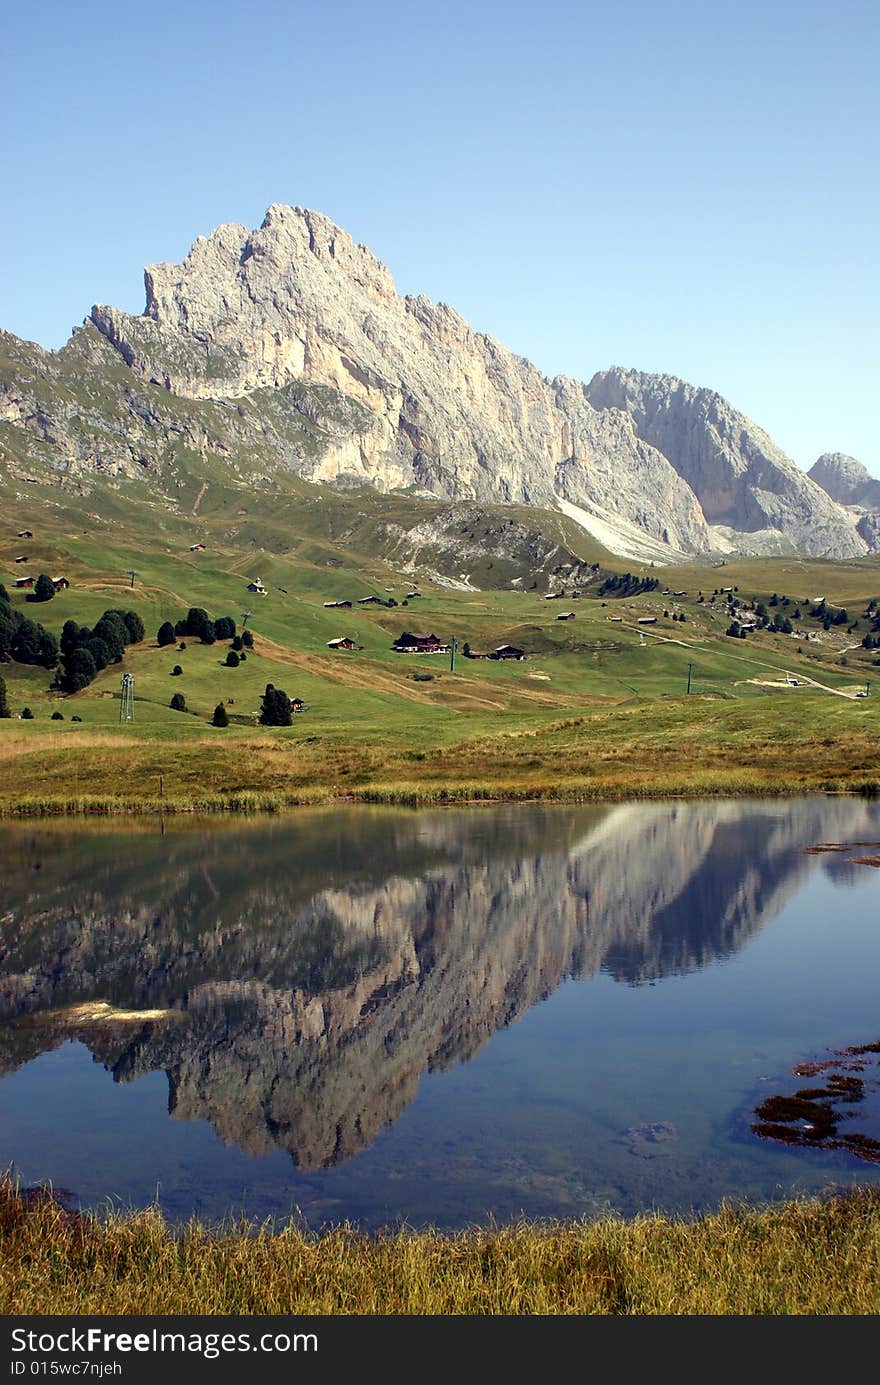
[260,684,292,726]
[598,573,660,598]
[58,610,145,692]
[25,573,59,604]
[0,584,58,668]
[663,611,688,623]
[808,599,849,631]
[157,609,242,646]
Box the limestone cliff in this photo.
[585,368,866,557]
[0,204,868,561]
[89,206,710,557]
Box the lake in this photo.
[0,797,878,1229]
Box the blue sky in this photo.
[4,0,878,473]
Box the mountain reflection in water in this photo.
[0,798,876,1172]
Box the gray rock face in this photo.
[809,453,880,508]
[84,203,715,556]
[807,454,880,553]
[90,205,715,557]
[585,367,865,558]
[2,203,869,562]
[856,512,880,549]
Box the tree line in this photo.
[598,573,660,597]
[157,608,242,646]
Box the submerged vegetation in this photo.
[753,1040,880,1163]
[1,1180,878,1315]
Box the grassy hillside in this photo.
[2,461,879,811]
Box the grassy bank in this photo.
[2,1182,879,1314]
[1,690,878,816]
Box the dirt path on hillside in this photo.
[620,622,862,698]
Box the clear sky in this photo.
[4,0,878,474]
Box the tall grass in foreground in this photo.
[2,1182,879,1315]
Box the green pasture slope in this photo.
[1,460,879,808]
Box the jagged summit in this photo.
[1,204,873,560]
[809,452,880,508]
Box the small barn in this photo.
[52,577,70,591]
[358,595,383,605]
[637,616,657,624]
[14,556,28,563]
[323,600,352,608]
[290,697,304,713]
[189,543,206,552]
[247,578,267,595]
[490,645,525,660]
[545,592,564,600]
[17,530,33,539]
[14,575,34,588]
[327,637,356,650]
[556,611,576,621]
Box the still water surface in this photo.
[0,798,878,1228]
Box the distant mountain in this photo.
[808,453,880,553]
[0,204,872,561]
[809,452,880,508]
[585,369,867,558]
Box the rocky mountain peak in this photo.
[585,366,866,557]
[2,205,873,561]
[808,452,880,509]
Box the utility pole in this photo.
[450,636,457,673]
[867,681,872,698]
[241,611,253,628]
[119,673,134,722]
[687,662,693,695]
[126,570,140,589]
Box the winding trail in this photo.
[619,622,863,699]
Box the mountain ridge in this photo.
[2,203,875,563]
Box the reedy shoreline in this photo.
[2,1181,878,1315]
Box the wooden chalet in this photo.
[14,555,28,563]
[247,578,267,595]
[290,697,304,713]
[637,616,657,624]
[17,530,33,538]
[323,600,352,608]
[358,595,383,605]
[490,645,525,661]
[52,576,70,590]
[189,543,206,552]
[392,631,449,654]
[14,575,34,588]
[327,637,356,650]
[556,611,576,620]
